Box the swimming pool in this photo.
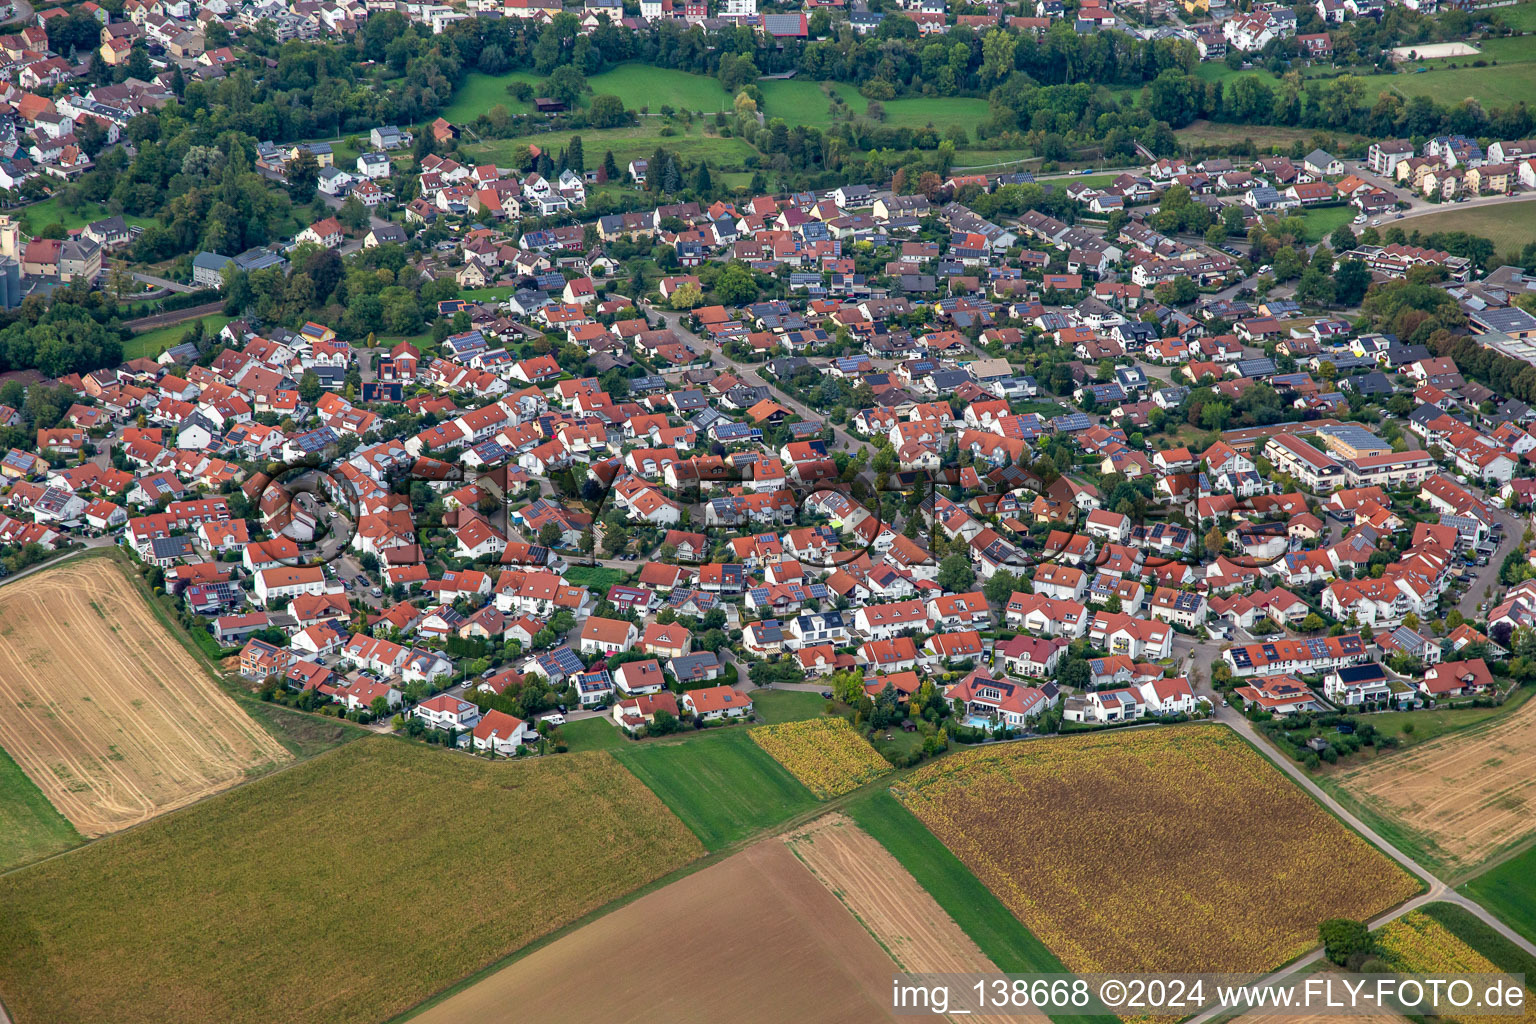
[962,715,994,730]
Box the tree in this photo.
[601,149,621,183]
[1204,525,1225,560]
[669,282,703,310]
[714,262,757,306]
[1319,919,1373,967]
[298,371,322,403]
[538,522,562,547]
[546,65,587,108]
[984,570,1021,605]
[1334,259,1372,306]
[287,150,320,203]
[566,135,585,173]
[1301,613,1325,633]
[1329,223,1358,253]
[937,552,975,593]
[337,195,369,232]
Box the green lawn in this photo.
[759,79,850,128]
[749,688,828,725]
[124,315,233,361]
[18,198,155,234]
[1417,901,1536,976]
[844,790,1116,1024]
[441,71,542,123]
[1365,686,1532,749]
[1491,1,1536,30]
[1460,845,1536,945]
[0,743,81,873]
[1400,201,1536,256]
[457,286,521,302]
[614,728,815,851]
[1385,61,1536,111]
[589,64,734,113]
[468,125,756,172]
[1195,64,1284,89]
[1299,204,1357,243]
[560,566,627,591]
[560,716,625,752]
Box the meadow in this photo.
[1399,201,1536,256]
[1383,60,1536,111]
[0,743,80,872]
[749,687,829,724]
[614,727,816,850]
[124,314,234,361]
[468,124,756,174]
[751,717,892,798]
[16,197,156,235]
[892,726,1420,974]
[1460,843,1536,945]
[440,70,541,123]
[0,738,703,1024]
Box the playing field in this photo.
[615,728,816,850]
[1332,697,1536,875]
[892,726,1420,974]
[407,837,937,1024]
[0,558,291,837]
[0,738,703,1024]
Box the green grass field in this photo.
[750,689,829,725]
[1362,686,1533,749]
[615,728,816,851]
[123,314,233,361]
[590,64,734,113]
[845,790,1115,1024]
[1418,901,1536,976]
[17,197,156,235]
[0,738,702,1024]
[0,743,81,873]
[1460,845,1536,945]
[1299,204,1358,243]
[468,124,756,172]
[759,78,849,128]
[1491,1,1536,30]
[441,70,541,123]
[1400,201,1536,256]
[559,716,626,752]
[560,566,628,590]
[1385,60,1536,111]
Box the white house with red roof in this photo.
[681,685,753,721]
[414,693,482,731]
[471,709,537,754]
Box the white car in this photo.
[542,713,566,727]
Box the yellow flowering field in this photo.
[893,725,1419,973]
[1375,912,1536,1024]
[751,718,893,798]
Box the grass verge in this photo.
[0,743,81,873]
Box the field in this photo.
[750,717,892,798]
[0,738,703,1024]
[558,715,625,752]
[1329,697,1536,876]
[1299,205,1357,243]
[590,64,733,113]
[1460,843,1536,945]
[1417,901,1536,979]
[16,197,156,234]
[440,70,540,122]
[0,558,291,837]
[0,742,80,872]
[615,728,816,850]
[1174,120,1364,151]
[750,687,829,724]
[892,726,1420,974]
[1384,62,1536,111]
[1374,910,1536,1024]
[786,814,1044,1024]
[405,838,932,1024]
[1399,200,1536,256]
[1492,1,1536,30]
[467,124,756,173]
[123,314,233,361]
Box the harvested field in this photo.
[0,558,290,836]
[786,814,1044,1024]
[0,738,703,1024]
[893,726,1419,975]
[1332,697,1536,874]
[408,838,938,1024]
[752,718,893,798]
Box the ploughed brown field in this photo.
[0,558,289,836]
[1333,698,1536,873]
[409,836,946,1024]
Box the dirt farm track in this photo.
[0,558,290,837]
